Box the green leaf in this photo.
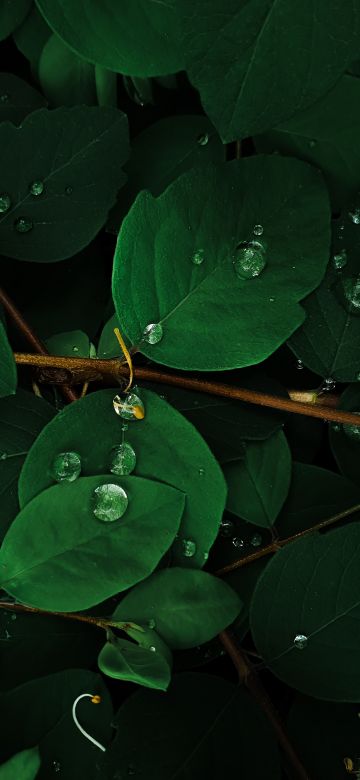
[0,105,128,262]
[0,747,40,780]
[0,320,16,399]
[330,384,360,486]
[255,76,360,212]
[13,4,51,71]
[0,389,55,541]
[224,430,291,527]
[250,522,360,700]
[0,73,46,125]
[0,669,112,778]
[0,475,185,610]
[112,156,330,371]
[109,673,281,779]
[98,636,171,691]
[0,0,31,40]
[107,115,225,234]
[113,568,242,649]
[45,329,90,358]
[38,33,97,107]
[35,0,184,76]
[18,389,226,568]
[180,0,360,142]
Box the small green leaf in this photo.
[0,475,185,610]
[0,747,40,780]
[0,320,16,399]
[114,568,242,649]
[0,73,46,124]
[224,430,291,528]
[330,384,360,486]
[45,329,90,358]
[0,106,128,262]
[0,0,31,41]
[38,33,96,106]
[98,636,171,691]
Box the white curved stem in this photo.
[72,693,106,752]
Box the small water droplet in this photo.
[233,240,266,280]
[10,613,16,621]
[65,186,73,195]
[219,519,234,537]
[250,533,262,547]
[253,224,263,236]
[14,216,33,233]
[269,297,275,302]
[51,451,81,482]
[113,393,145,421]
[332,423,340,433]
[29,180,44,196]
[198,467,205,476]
[149,646,156,652]
[110,442,136,476]
[0,93,9,103]
[182,539,197,557]
[122,423,129,431]
[296,359,304,370]
[232,537,245,549]
[321,377,335,392]
[293,633,308,650]
[4,629,10,640]
[0,452,7,460]
[332,249,347,270]
[308,139,316,148]
[349,208,360,224]
[143,322,163,345]
[93,483,128,522]
[203,551,209,561]
[197,133,209,146]
[192,248,205,265]
[148,618,156,629]
[72,345,79,352]
[0,193,11,212]
[52,761,61,774]
[343,412,360,442]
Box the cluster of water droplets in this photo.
[0,178,73,235]
[233,225,267,280]
[219,518,262,550]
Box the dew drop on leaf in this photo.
[14,216,33,233]
[29,180,44,196]
[0,193,11,212]
[110,442,136,475]
[0,452,7,460]
[143,322,163,344]
[197,133,209,146]
[233,240,266,280]
[198,467,205,476]
[296,359,304,370]
[52,761,61,774]
[232,537,245,549]
[0,93,9,103]
[322,377,335,392]
[336,276,360,315]
[192,248,205,265]
[349,208,360,224]
[250,533,262,547]
[253,224,264,236]
[308,139,316,148]
[219,518,234,537]
[293,633,308,650]
[332,249,347,270]
[113,392,145,420]
[343,412,360,441]
[182,538,197,557]
[51,451,81,482]
[93,483,128,522]
[148,618,156,629]
[149,646,156,652]
[65,186,73,195]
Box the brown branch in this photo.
[219,630,310,780]
[216,502,360,576]
[0,601,121,630]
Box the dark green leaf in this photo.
[0,474,185,610]
[224,430,291,527]
[109,673,281,779]
[0,0,31,40]
[113,156,330,371]
[36,0,183,76]
[45,330,91,358]
[98,636,171,691]
[0,320,16,399]
[0,747,40,780]
[38,33,97,106]
[113,568,242,649]
[18,389,226,568]
[250,523,360,700]
[180,0,359,142]
[0,106,128,262]
[0,73,46,125]
[13,4,51,71]
[330,384,360,486]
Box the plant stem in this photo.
[219,630,310,780]
[216,502,360,576]
[0,601,119,630]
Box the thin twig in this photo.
[219,630,310,780]
[0,601,120,630]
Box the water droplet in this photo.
[149,646,156,652]
[4,629,10,640]
[349,208,360,224]
[319,377,335,392]
[198,467,205,476]
[197,133,209,146]
[332,423,340,433]
[0,93,9,103]
[93,483,128,522]
[51,451,81,482]
[332,249,347,270]
[192,248,205,265]
[340,276,360,315]
[0,193,11,212]
[29,180,44,196]
[343,412,360,442]
[148,618,156,629]
[14,217,33,233]
[219,519,234,537]
[250,533,262,547]
[232,537,245,549]
[293,633,308,650]
[122,423,129,432]
[0,452,7,460]
[203,551,209,561]
[308,139,316,148]
[65,186,73,195]
[52,761,61,774]
[10,613,16,621]
[269,297,275,302]
[113,393,145,421]
[233,240,266,280]
[253,224,263,236]
[143,322,163,345]
[296,359,304,370]
[182,539,197,557]
[110,442,136,476]
[72,345,79,352]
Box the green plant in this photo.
[1,2,360,778]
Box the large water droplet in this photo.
[0,193,11,213]
[332,249,347,270]
[343,412,360,442]
[143,322,163,345]
[219,519,234,537]
[349,208,360,224]
[253,224,263,236]
[93,483,128,522]
[113,393,145,420]
[192,249,205,265]
[110,442,136,475]
[197,133,209,146]
[51,451,81,482]
[182,539,196,557]
[250,533,262,547]
[29,180,44,196]
[293,633,308,650]
[14,216,33,233]
[234,240,266,280]
[232,537,245,549]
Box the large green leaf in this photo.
[36,0,183,76]
[0,73,46,125]
[180,0,360,142]
[13,4,51,71]
[0,475,184,610]
[0,389,55,541]
[0,320,16,399]
[18,389,226,568]
[38,33,96,106]
[0,669,112,779]
[0,0,31,40]
[112,156,330,371]
[330,384,360,486]
[224,430,291,527]
[0,747,40,780]
[109,673,281,779]
[98,636,171,691]
[114,568,242,649]
[250,523,360,700]
[0,106,128,262]
[256,76,360,211]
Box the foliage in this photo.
[0,3,360,778]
